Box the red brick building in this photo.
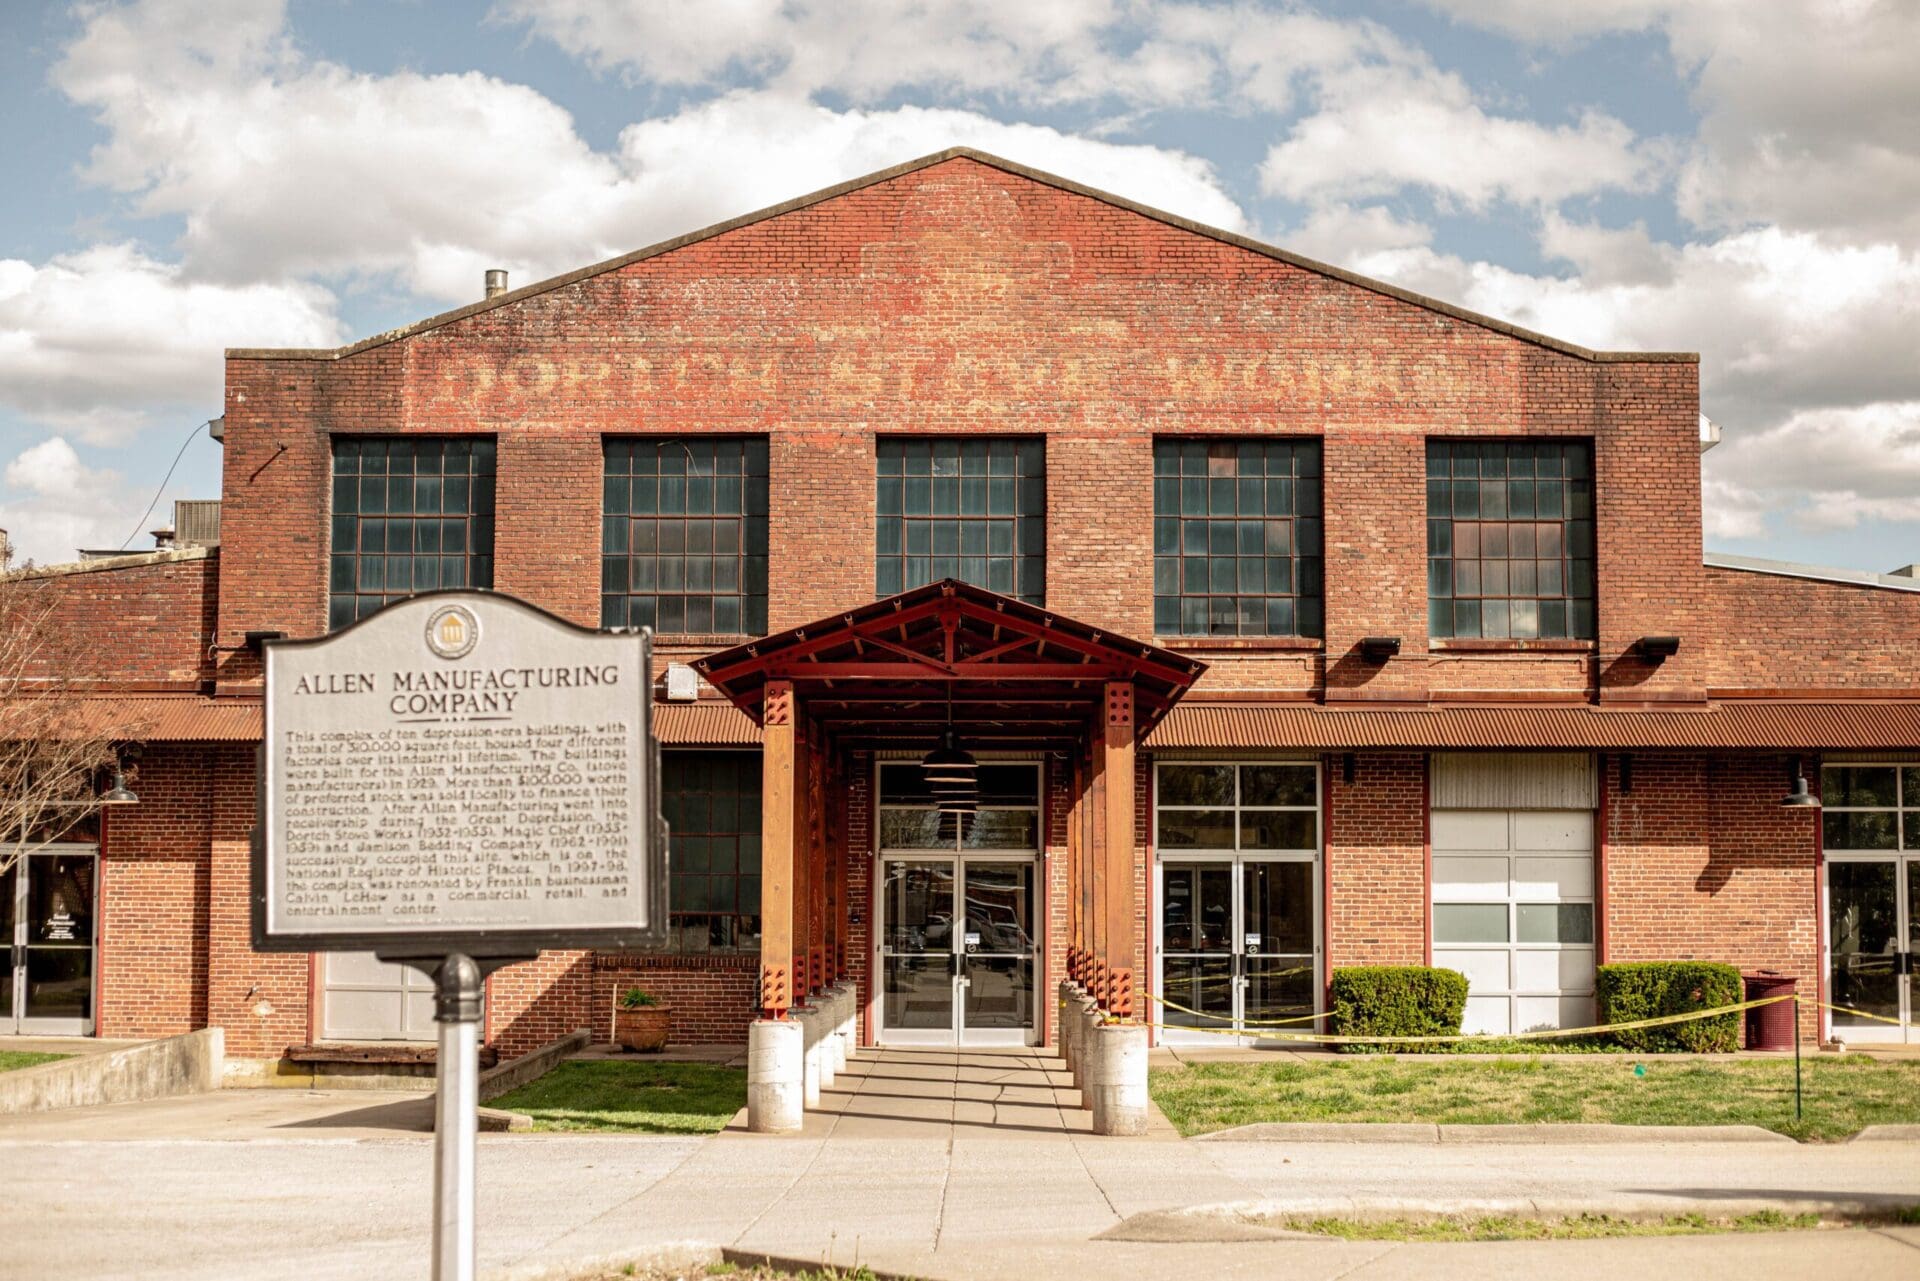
[11,150,1919,1070]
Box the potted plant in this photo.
[613,986,672,1053]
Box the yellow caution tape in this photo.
[1125,993,1796,1046]
[1143,989,1330,1027]
[1815,999,1907,1028]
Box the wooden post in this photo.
[808,722,828,995]
[1102,682,1136,1019]
[1065,753,1082,985]
[791,708,813,1000]
[1089,721,1108,1008]
[759,680,796,1018]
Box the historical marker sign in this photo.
[254,590,665,955]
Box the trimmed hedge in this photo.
[1330,966,1468,1053]
[1596,961,1743,1053]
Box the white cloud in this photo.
[52,2,1246,306]
[1328,225,1920,434]
[608,92,1249,243]
[1260,67,1663,210]
[0,244,342,443]
[1706,402,1920,534]
[0,438,135,567]
[1421,0,1920,247]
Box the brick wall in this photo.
[215,155,1730,704]
[1603,752,1821,1041]
[487,950,595,1056]
[11,550,217,684]
[1702,568,1920,694]
[592,956,759,1046]
[1325,753,1428,969]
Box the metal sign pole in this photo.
[432,953,483,1281]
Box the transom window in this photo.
[662,752,762,952]
[1822,765,1920,851]
[1152,440,1324,637]
[1427,440,1594,640]
[1155,762,1319,851]
[329,436,495,631]
[876,438,1044,603]
[878,762,1042,850]
[602,438,769,636]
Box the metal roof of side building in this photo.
[1704,552,1920,593]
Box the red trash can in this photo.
[1743,971,1798,1051]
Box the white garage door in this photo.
[321,952,436,1042]
[1431,754,1596,1037]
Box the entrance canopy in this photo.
[694,578,1205,751]
[695,580,1204,1025]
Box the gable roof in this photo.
[228,148,1696,366]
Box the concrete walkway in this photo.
[1,1045,1916,1280]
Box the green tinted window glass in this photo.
[1427,440,1594,639]
[662,752,762,953]
[602,438,769,636]
[876,438,1043,603]
[1151,439,1322,636]
[328,436,494,629]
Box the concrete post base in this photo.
[798,1005,824,1106]
[1088,1022,1149,1136]
[747,1019,804,1134]
[828,985,849,1072]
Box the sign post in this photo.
[253,591,664,1281]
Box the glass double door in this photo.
[1158,858,1316,1042]
[1828,857,1920,1043]
[881,857,1037,1045]
[3,847,98,1035]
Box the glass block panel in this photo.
[1434,903,1510,944]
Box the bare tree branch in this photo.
[0,556,145,879]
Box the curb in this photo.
[1197,1122,1793,1144]
[1850,1124,1920,1142]
[1103,1194,1920,1240]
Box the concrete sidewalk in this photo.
[1,1046,1916,1280]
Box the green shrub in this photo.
[1596,962,1742,1052]
[1330,966,1469,1053]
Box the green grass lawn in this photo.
[0,1051,69,1073]
[489,1060,746,1135]
[1150,1054,1920,1142]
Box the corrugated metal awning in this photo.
[63,695,263,741]
[1147,701,1920,751]
[653,701,762,746]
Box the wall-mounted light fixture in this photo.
[1635,636,1681,662]
[1619,752,1633,795]
[1359,636,1401,663]
[1780,756,1820,808]
[102,766,138,806]
[1342,752,1356,785]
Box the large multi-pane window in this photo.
[663,752,762,952]
[1427,440,1594,640]
[875,438,1044,603]
[1152,440,1323,637]
[329,437,495,630]
[602,438,769,635]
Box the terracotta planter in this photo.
[614,1005,672,1053]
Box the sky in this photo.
[1,1,1917,572]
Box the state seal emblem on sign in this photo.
[425,604,480,659]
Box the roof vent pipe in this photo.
[484,269,509,299]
